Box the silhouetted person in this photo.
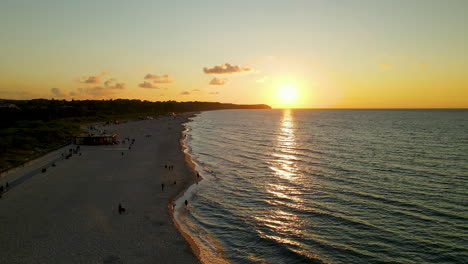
[174,181,176,185]
[118,203,126,214]
[197,172,200,178]
[185,200,188,207]
[165,165,167,169]
[121,152,124,156]
[161,183,164,191]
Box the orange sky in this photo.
[1,1,467,108]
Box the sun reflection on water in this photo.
[256,109,306,249]
[272,109,299,181]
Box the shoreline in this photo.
[171,113,231,264]
[168,113,203,260]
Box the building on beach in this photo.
[74,133,117,145]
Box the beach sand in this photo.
[0,114,199,263]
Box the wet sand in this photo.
[0,114,199,263]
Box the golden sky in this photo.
[1,0,467,108]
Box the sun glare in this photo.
[276,84,298,107]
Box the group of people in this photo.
[164,164,174,170]
[122,137,136,150]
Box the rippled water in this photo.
[180,109,468,264]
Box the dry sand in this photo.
[0,114,200,264]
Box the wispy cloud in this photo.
[203,63,252,74]
[138,81,160,89]
[80,72,107,84]
[209,77,227,85]
[180,91,190,95]
[51,88,65,97]
[144,74,173,83]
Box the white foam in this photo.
[173,119,229,264]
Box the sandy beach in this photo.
[0,114,199,263]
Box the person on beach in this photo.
[161,183,164,191]
[118,203,126,214]
[174,181,176,185]
[172,202,176,209]
[184,200,188,207]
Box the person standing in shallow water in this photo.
[184,200,188,207]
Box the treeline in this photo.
[0,99,270,128]
[0,99,270,171]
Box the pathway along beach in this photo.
[0,114,199,263]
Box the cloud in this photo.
[180,91,190,95]
[209,91,220,95]
[144,74,172,83]
[104,79,126,89]
[138,81,160,89]
[209,77,227,85]
[203,63,252,74]
[76,86,117,97]
[192,89,201,92]
[81,72,107,84]
[51,88,65,97]
[70,73,127,98]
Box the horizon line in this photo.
[271,107,468,110]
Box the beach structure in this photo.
[74,133,117,145]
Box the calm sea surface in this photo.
[180,109,467,264]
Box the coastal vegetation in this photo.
[0,98,270,172]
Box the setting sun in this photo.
[276,84,298,107]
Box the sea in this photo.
[175,109,468,264]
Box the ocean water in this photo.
[178,109,468,264]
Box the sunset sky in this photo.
[1,0,467,108]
